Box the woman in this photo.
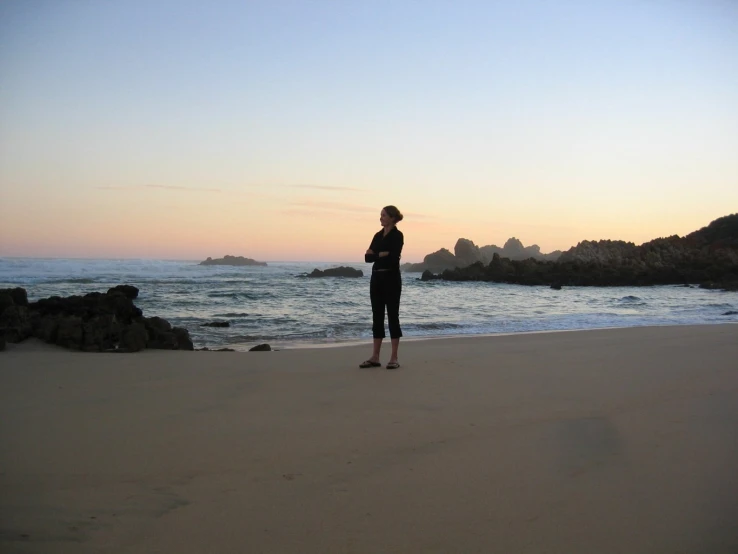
[360,205,404,369]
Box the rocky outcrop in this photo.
[419,214,738,290]
[0,286,194,352]
[479,238,559,263]
[199,255,267,266]
[403,248,457,273]
[404,238,561,272]
[305,266,363,278]
[454,239,482,267]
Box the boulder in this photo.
[81,314,120,352]
[306,266,363,278]
[0,287,195,352]
[120,322,148,352]
[0,287,28,307]
[173,327,194,350]
[56,316,84,348]
[249,343,271,351]
[0,287,28,313]
[34,314,59,343]
[107,285,139,299]
[0,305,33,342]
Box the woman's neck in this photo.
[383,224,394,235]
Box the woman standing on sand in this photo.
[360,206,404,370]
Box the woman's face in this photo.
[380,209,393,227]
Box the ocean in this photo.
[1,257,737,351]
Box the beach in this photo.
[1,324,737,553]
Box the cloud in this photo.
[404,212,441,221]
[286,200,374,213]
[282,202,445,223]
[145,185,221,192]
[285,184,366,192]
[94,185,221,192]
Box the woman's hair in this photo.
[383,205,404,223]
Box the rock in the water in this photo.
[249,343,271,351]
[551,283,562,290]
[200,255,267,266]
[723,311,738,316]
[107,285,139,299]
[202,321,230,327]
[454,238,483,267]
[420,270,440,281]
[306,266,363,278]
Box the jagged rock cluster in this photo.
[0,285,193,352]
[404,238,561,273]
[420,214,738,290]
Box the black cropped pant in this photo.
[370,270,402,339]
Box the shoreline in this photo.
[227,320,738,351]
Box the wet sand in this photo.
[1,324,737,553]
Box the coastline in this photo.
[2,324,737,553]
[229,320,738,351]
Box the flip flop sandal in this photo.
[359,360,382,368]
[386,362,400,370]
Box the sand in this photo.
[1,324,737,553]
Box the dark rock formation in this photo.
[197,347,236,351]
[305,266,363,278]
[700,280,738,292]
[404,238,561,272]
[107,285,139,299]
[199,255,267,266]
[249,343,271,351]
[454,239,482,268]
[420,270,442,281]
[202,321,230,327]
[0,287,193,352]
[419,214,738,290]
[403,248,457,273]
[722,311,738,316]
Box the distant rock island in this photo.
[199,255,267,267]
[418,214,738,291]
[303,266,363,278]
[403,237,561,273]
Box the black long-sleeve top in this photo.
[365,226,404,272]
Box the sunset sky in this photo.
[1,0,736,262]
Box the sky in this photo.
[1,0,736,262]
